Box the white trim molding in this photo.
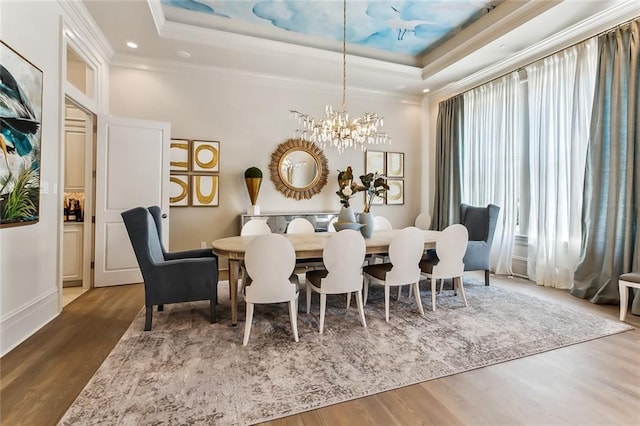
[0,289,59,356]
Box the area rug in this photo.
[60,279,632,425]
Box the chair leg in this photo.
[431,279,437,312]
[289,299,299,342]
[457,277,468,307]
[413,282,424,316]
[356,290,367,328]
[363,277,369,306]
[144,305,153,331]
[384,285,390,322]
[306,283,312,314]
[485,270,490,286]
[439,279,445,293]
[346,292,351,309]
[157,304,164,312]
[619,282,628,321]
[243,302,254,346]
[319,294,327,334]
[397,285,402,300]
[210,299,217,323]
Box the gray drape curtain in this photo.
[431,95,463,231]
[571,20,640,314]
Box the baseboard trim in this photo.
[0,289,59,357]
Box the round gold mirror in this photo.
[269,138,328,200]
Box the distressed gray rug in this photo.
[60,279,632,425]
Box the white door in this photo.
[94,115,170,287]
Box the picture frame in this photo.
[365,150,385,175]
[191,140,220,173]
[169,174,189,207]
[191,174,219,207]
[1,41,43,228]
[169,139,190,172]
[386,179,404,205]
[386,152,404,178]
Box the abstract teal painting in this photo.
[0,41,42,228]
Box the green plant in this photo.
[360,172,389,213]
[1,167,39,222]
[244,167,263,179]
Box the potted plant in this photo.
[244,167,263,214]
[358,172,389,238]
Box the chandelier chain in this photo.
[289,0,390,153]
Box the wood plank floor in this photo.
[1,274,638,425]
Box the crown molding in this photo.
[420,0,560,80]
[432,0,640,100]
[147,0,165,36]
[110,54,421,105]
[57,0,113,62]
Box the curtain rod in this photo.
[448,14,640,98]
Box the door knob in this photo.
[161,214,167,218]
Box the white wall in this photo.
[0,1,63,356]
[109,64,423,253]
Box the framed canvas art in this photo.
[387,152,404,178]
[170,139,189,172]
[1,41,43,228]
[386,180,404,205]
[191,140,220,173]
[191,174,219,207]
[365,150,385,175]
[169,174,189,207]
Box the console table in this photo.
[240,211,339,234]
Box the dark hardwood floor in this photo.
[1,274,638,425]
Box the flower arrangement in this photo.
[336,166,388,213]
[360,171,389,213]
[336,166,364,208]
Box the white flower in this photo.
[342,186,353,196]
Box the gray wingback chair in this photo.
[459,203,500,286]
[122,206,219,330]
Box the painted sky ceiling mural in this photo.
[161,0,497,57]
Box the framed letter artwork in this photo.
[170,139,189,172]
[386,180,404,205]
[1,41,43,228]
[191,175,219,207]
[169,174,189,207]
[192,140,220,173]
[365,150,385,175]
[386,152,404,178]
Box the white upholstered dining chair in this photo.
[305,230,367,333]
[370,215,393,264]
[414,212,432,230]
[419,224,469,311]
[362,227,425,322]
[243,234,300,346]
[286,217,316,234]
[241,219,271,236]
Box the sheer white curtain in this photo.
[462,72,521,276]
[526,38,598,288]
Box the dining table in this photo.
[211,229,440,326]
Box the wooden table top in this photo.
[211,229,440,260]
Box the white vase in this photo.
[359,212,374,238]
[338,206,356,223]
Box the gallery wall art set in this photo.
[365,150,404,205]
[169,139,220,207]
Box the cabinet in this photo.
[63,223,83,282]
[240,212,338,234]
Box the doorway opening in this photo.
[62,98,96,307]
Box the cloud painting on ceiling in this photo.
[161,0,496,56]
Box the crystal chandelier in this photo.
[290,0,390,154]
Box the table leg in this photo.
[228,259,240,326]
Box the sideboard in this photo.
[240,212,339,234]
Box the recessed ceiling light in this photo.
[126,41,138,49]
[422,88,430,93]
[175,50,191,59]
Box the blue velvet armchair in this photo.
[121,206,219,330]
[460,203,500,286]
